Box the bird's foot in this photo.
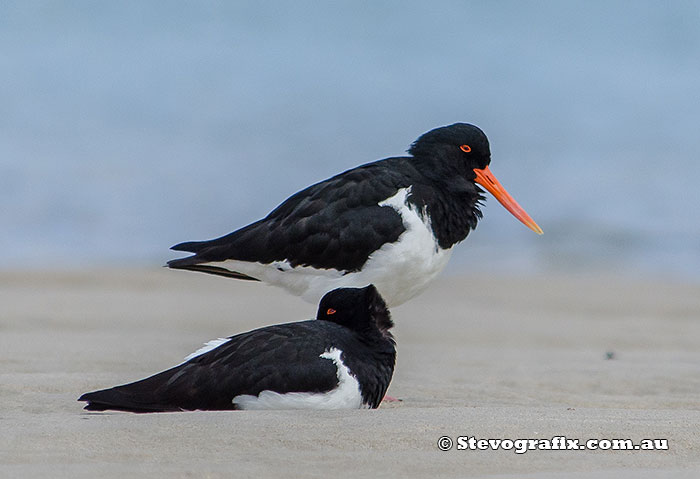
[381,395,402,403]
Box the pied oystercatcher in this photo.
[79,285,395,412]
[168,123,542,306]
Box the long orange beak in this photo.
[473,165,543,234]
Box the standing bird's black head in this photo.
[409,123,543,235]
[317,285,393,339]
[409,123,491,170]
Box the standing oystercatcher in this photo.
[78,285,395,412]
[168,123,542,306]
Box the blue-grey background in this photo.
[2,1,699,279]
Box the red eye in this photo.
[326,308,336,315]
[460,144,471,153]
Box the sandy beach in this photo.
[1,269,699,478]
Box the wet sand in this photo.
[1,270,699,478]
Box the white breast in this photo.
[354,187,453,305]
[231,348,368,410]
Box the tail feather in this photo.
[170,240,210,253]
[79,388,179,413]
[167,228,262,282]
[79,365,188,413]
[166,260,260,281]
[79,362,241,412]
[79,365,212,412]
[167,241,260,282]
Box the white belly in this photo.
[212,187,452,307]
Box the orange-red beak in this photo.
[473,165,543,235]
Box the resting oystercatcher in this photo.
[168,123,542,306]
[78,285,395,412]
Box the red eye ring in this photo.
[326,308,336,315]
[460,144,472,153]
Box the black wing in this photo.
[78,321,344,412]
[168,158,417,273]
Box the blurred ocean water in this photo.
[2,1,699,279]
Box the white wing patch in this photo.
[232,347,368,410]
[183,338,231,362]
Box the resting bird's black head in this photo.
[317,285,393,338]
[409,123,543,235]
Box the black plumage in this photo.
[78,285,395,412]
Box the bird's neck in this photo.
[408,157,485,249]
